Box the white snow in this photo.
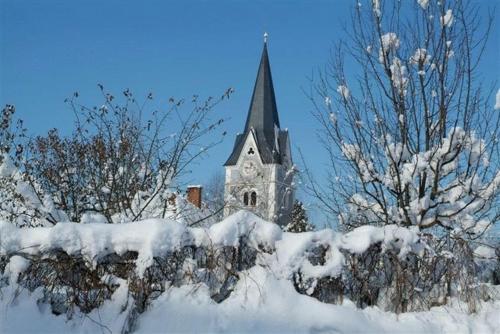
[4,255,30,285]
[381,33,400,50]
[329,112,337,124]
[339,127,496,234]
[0,154,16,178]
[0,211,499,333]
[474,245,496,260]
[80,211,108,224]
[341,143,376,182]
[372,0,381,17]
[441,9,454,27]
[417,0,429,10]
[337,85,350,99]
[0,210,282,276]
[341,224,421,258]
[324,96,332,106]
[390,57,408,93]
[136,268,500,334]
[0,154,68,227]
[0,211,421,281]
[206,210,281,250]
[410,48,431,65]
[495,88,500,110]
[1,266,499,334]
[379,32,400,63]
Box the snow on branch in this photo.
[339,127,497,234]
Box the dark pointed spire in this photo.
[244,35,280,133]
[225,34,288,166]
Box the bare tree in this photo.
[1,85,232,225]
[304,0,498,238]
[301,0,499,311]
[202,170,226,221]
[0,105,25,161]
[0,105,66,227]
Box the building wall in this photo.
[224,132,294,226]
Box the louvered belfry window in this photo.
[250,192,257,206]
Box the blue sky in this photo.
[1,0,498,225]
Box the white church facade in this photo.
[223,38,294,226]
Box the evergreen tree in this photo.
[283,200,313,233]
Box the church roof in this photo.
[244,42,280,134]
[224,41,287,166]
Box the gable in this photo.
[235,130,264,166]
[225,128,291,166]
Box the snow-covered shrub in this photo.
[0,153,67,227]
[0,211,280,326]
[336,128,498,236]
[474,240,500,285]
[0,105,66,227]
[18,86,231,224]
[272,222,471,313]
[277,221,497,314]
[1,209,497,324]
[305,0,499,311]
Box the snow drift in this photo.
[1,210,498,333]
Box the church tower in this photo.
[223,35,294,226]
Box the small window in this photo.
[243,192,249,206]
[250,192,257,206]
[248,147,255,155]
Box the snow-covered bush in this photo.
[304,0,499,310]
[0,211,280,330]
[1,210,498,331]
[337,128,498,236]
[0,105,66,227]
[3,86,231,226]
[309,0,499,233]
[0,154,67,227]
[474,239,500,285]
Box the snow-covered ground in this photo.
[2,267,499,334]
[1,211,499,333]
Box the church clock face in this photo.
[242,160,257,177]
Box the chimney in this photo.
[186,185,202,208]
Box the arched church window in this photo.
[243,192,249,206]
[250,192,257,206]
[247,147,255,155]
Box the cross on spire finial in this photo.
[264,32,268,44]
